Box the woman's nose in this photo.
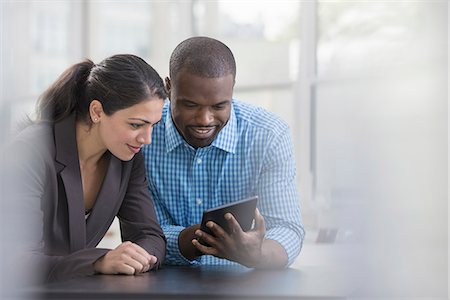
[137,127,153,145]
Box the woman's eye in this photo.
[130,123,143,129]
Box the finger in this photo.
[144,255,158,272]
[121,242,154,269]
[195,229,222,248]
[115,262,137,275]
[130,252,150,273]
[128,242,154,263]
[115,243,147,273]
[121,244,150,272]
[149,255,158,266]
[142,262,151,273]
[205,220,229,241]
[224,213,243,235]
[192,238,219,257]
[122,257,145,275]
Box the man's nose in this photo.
[196,107,214,125]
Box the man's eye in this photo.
[184,103,197,108]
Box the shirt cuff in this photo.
[265,226,305,267]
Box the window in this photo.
[193,0,300,130]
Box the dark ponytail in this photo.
[35,54,167,123]
[36,60,94,123]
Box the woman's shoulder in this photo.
[15,121,52,139]
[1,122,55,181]
[6,122,54,158]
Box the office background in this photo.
[0,1,448,298]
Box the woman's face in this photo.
[98,97,164,161]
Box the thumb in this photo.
[253,208,266,234]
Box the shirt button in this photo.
[196,198,203,205]
[196,158,202,164]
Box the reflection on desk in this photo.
[26,265,351,300]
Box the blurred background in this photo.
[0,0,448,298]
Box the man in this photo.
[143,36,304,268]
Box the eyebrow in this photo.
[180,99,230,105]
[213,100,230,106]
[128,117,151,124]
[179,98,195,104]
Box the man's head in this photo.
[166,37,236,149]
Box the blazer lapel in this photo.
[54,115,86,252]
[86,154,122,247]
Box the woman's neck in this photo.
[75,121,106,167]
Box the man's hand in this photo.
[178,224,203,260]
[192,208,269,268]
[94,241,157,275]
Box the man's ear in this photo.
[165,77,171,101]
[89,100,104,123]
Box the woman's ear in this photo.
[89,100,104,123]
[165,77,171,101]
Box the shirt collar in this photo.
[164,104,184,153]
[165,101,238,154]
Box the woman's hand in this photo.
[94,241,157,275]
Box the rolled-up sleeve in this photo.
[258,126,305,266]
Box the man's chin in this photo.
[188,136,215,149]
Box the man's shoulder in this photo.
[233,100,289,135]
[157,99,169,126]
[151,100,170,135]
[162,99,170,114]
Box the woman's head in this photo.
[36,54,167,124]
[36,54,167,161]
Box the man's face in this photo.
[167,71,234,148]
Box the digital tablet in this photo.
[199,196,258,245]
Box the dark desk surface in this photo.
[26,265,351,300]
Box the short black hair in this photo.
[169,36,236,80]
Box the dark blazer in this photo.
[2,114,166,282]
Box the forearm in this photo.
[36,248,110,283]
[253,239,288,269]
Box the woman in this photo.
[2,54,166,283]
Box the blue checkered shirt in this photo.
[143,100,304,267]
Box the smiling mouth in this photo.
[127,144,142,154]
[189,127,215,139]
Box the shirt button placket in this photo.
[193,153,205,216]
[195,157,203,206]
